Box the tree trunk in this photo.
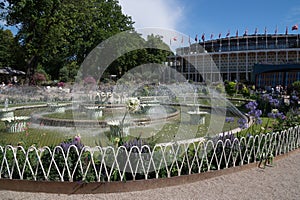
[25,55,38,85]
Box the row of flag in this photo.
[170,24,299,45]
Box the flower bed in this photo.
[0,126,299,183]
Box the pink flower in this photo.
[74,135,81,142]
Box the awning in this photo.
[0,67,26,75]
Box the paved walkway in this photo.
[0,150,300,200]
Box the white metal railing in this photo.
[0,126,299,182]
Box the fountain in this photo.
[187,91,208,125]
[84,106,104,119]
[187,106,208,125]
[0,98,14,119]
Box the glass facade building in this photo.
[167,34,300,84]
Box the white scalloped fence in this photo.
[0,126,299,182]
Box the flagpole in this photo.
[275,25,278,64]
[210,33,213,81]
[237,29,239,81]
[286,28,288,62]
[228,36,230,80]
[275,25,278,48]
[188,37,191,81]
[202,33,205,50]
[255,28,258,63]
[181,36,184,76]
[219,33,222,80]
[195,40,198,82]
[297,30,299,63]
[265,27,268,63]
[211,33,214,52]
[246,30,249,81]
[225,30,230,80]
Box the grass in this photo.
[0,127,70,147]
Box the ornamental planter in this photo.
[1,116,31,133]
[187,111,208,125]
[85,106,104,119]
[47,103,66,113]
[0,109,14,119]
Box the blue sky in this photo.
[2,0,300,41]
[119,0,300,39]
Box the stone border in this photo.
[34,107,180,127]
[0,148,298,194]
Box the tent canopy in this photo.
[0,67,26,75]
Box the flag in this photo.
[210,33,214,40]
[218,33,221,39]
[195,34,198,42]
[264,27,267,35]
[243,28,248,36]
[226,30,230,37]
[173,37,177,41]
[201,33,205,41]
[285,26,288,35]
[236,29,239,37]
[292,24,298,31]
[254,27,258,35]
[275,25,278,35]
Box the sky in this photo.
[118,0,300,42]
[2,0,300,46]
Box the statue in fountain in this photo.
[187,91,208,125]
[4,98,8,111]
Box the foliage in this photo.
[0,28,24,71]
[106,33,172,79]
[215,83,225,93]
[3,0,134,82]
[240,84,250,97]
[58,61,79,82]
[224,81,236,96]
[31,72,46,85]
[292,80,300,95]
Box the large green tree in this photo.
[0,28,24,70]
[106,33,172,78]
[0,28,14,68]
[3,0,134,83]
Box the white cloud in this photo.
[118,0,183,31]
[118,0,186,51]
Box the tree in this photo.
[106,33,172,79]
[0,28,14,68]
[3,0,134,83]
[0,28,24,69]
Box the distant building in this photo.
[167,33,300,85]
